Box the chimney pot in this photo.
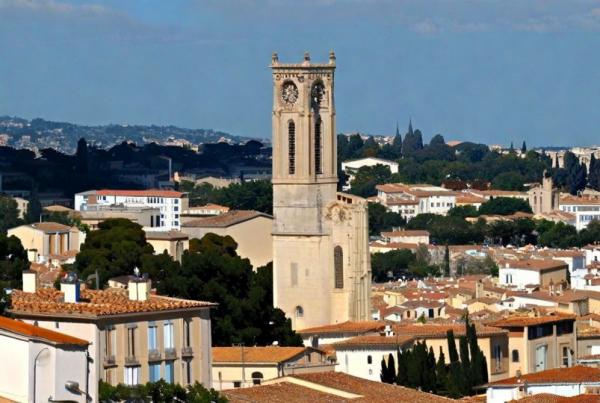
[128,277,152,301]
[22,270,38,293]
[61,271,80,303]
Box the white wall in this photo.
[499,268,540,289]
[335,348,393,382]
[487,384,597,403]
[0,334,29,402]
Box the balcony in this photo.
[125,356,140,366]
[164,348,177,360]
[148,349,162,362]
[181,346,193,358]
[103,355,116,368]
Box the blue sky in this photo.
[1,1,600,146]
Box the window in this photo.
[315,118,322,174]
[184,360,192,384]
[127,327,136,357]
[164,321,174,349]
[367,355,372,364]
[493,344,503,371]
[428,308,434,318]
[334,246,344,289]
[149,363,161,382]
[148,323,158,351]
[105,326,116,357]
[556,320,574,336]
[251,371,264,385]
[125,366,140,386]
[562,346,571,367]
[288,120,296,174]
[512,349,519,362]
[233,381,242,388]
[164,361,175,383]
[295,306,304,318]
[184,319,191,348]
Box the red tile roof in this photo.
[333,335,415,348]
[490,312,576,328]
[9,288,216,319]
[393,323,506,338]
[381,230,430,237]
[0,316,88,346]
[297,321,385,335]
[490,366,600,386]
[498,259,568,272]
[509,394,600,403]
[212,347,309,364]
[29,222,73,233]
[96,189,184,198]
[182,210,272,228]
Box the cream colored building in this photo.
[181,210,273,268]
[0,316,90,403]
[7,222,85,263]
[211,346,334,390]
[528,173,559,215]
[271,52,371,330]
[78,205,160,231]
[8,272,216,400]
[145,230,189,262]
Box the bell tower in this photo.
[271,51,338,236]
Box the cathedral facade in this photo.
[271,51,371,330]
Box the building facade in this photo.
[270,52,371,330]
[74,189,188,231]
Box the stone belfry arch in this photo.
[271,51,371,330]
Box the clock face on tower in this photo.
[281,82,299,106]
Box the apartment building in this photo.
[7,222,85,263]
[74,189,188,231]
[375,183,457,219]
[341,157,399,191]
[559,195,600,230]
[490,313,577,377]
[8,272,216,400]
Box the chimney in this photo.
[61,272,80,303]
[22,270,38,293]
[27,249,38,263]
[128,276,151,301]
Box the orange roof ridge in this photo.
[0,316,88,346]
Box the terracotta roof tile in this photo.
[490,366,600,385]
[381,230,430,237]
[297,321,385,335]
[9,288,216,319]
[0,316,88,346]
[212,347,309,363]
[182,210,272,228]
[224,381,348,403]
[498,259,568,272]
[491,312,576,328]
[393,323,506,338]
[333,335,415,348]
[145,230,189,240]
[29,222,73,232]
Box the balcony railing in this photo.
[103,355,116,367]
[125,356,140,366]
[148,349,162,362]
[164,348,177,360]
[181,346,193,358]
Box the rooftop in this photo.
[27,222,73,233]
[490,312,576,328]
[95,189,184,198]
[297,321,385,335]
[9,288,216,319]
[381,230,430,237]
[0,316,88,346]
[144,230,189,240]
[498,259,568,272]
[212,347,310,364]
[333,335,415,348]
[393,323,506,338]
[182,210,272,228]
[490,366,600,386]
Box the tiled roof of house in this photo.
[96,189,184,198]
[224,381,349,403]
[560,195,600,206]
[509,394,598,403]
[182,210,272,228]
[490,312,576,328]
[144,230,189,240]
[381,230,430,237]
[456,195,487,204]
[498,258,568,272]
[393,323,506,338]
[490,366,600,386]
[29,222,73,233]
[333,335,415,348]
[9,288,216,319]
[0,316,88,346]
[212,346,308,364]
[297,321,385,335]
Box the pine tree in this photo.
[443,244,450,277]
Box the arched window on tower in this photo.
[288,120,296,175]
[334,245,343,289]
[315,118,322,174]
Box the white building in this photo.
[0,316,90,403]
[74,189,188,231]
[498,259,568,289]
[380,230,430,244]
[341,157,399,191]
[559,195,600,230]
[375,183,457,219]
[486,366,600,403]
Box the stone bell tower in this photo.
[271,52,371,330]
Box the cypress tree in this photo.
[380,356,390,383]
[443,244,450,277]
[426,346,438,393]
[521,141,527,154]
[435,347,448,394]
[387,353,397,382]
[589,154,600,190]
[459,336,471,395]
[396,348,408,386]
[447,330,459,363]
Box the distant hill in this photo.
[0,115,258,154]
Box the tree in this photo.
[435,347,447,394]
[430,134,445,146]
[371,249,416,282]
[0,196,22,233]
[0,234,29,313]
[349,164,392,197]
[99,380,227,403]
[391,125,403,158]
[381,353,396,384]
[479,197,532,216]
[589,154,600,191]
[443,245,450,277]
[367,203,406,236]
[492,171,526,191]
[538,221,580,248]
[521,141,527,154]
[76,137,88,173]
[25,188,42,224]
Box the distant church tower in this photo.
[271,51,371,330]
